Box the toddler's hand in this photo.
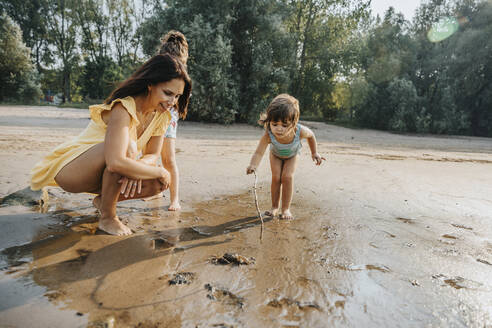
[246,165,256,174]
[312,153,326,166]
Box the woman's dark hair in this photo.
[105,54,191,119]
[158,30,189,66]
[259,94,300,130]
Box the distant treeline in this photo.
[1,0,491,136]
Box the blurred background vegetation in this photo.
[0,0,491,136]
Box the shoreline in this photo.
[1,105,491,327]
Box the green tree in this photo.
[387,77,419,132]
[285,0,370,118]
[228,0,294,122]
[0,13,41,102]
[449,0,492,136]
[107,0,134,66]
[44,0,78,103]
[0,0,49,71]
[182,15,238,123]
[140,0,290,123]
[351,8,417,130]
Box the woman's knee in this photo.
[54,173,75,192]
[149,179,168,194]
[55,173,88,193]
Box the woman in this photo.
[30,54,192,235]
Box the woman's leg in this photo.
[96,169,167,235]
[279,155,299,219]
[55,143,166,235]
[268,152,283,217]
[161,138,180,211]
[54,143,106,193]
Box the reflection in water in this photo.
[1,189,492,327]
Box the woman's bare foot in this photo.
[168,201,181,211]
[264,208,279,217]
[280,209,294,220]
[92,196,101,213]
[98,216,133,235]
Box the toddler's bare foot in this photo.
[280,209,294,220]
[98,216,132,235]
[92,196,101,213]
[168,201,181,211]
[264,208,279,217]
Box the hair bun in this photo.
[161,30,185,45]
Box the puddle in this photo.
[1,188,492,327]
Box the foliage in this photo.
[182,15,238,123]
[0,13,41,102]
[1,0,491,136]
[285,0,371,119]
[341,0,492,136]
[140,0,295,124]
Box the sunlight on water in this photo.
[427,17,460,42]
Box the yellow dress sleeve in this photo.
[151,111,172,136]
[89,96,140,129]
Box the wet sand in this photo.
[1,104,492,327]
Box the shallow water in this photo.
[1,182,492,328]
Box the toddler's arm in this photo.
[300,126,325,166]
[247,133,270,174]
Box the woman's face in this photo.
[149,78,185,113]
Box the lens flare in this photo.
[427,17,459,42]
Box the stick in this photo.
[253,170,264,241]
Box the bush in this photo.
[0,13,41,103]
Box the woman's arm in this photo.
[140,136,164,165]
[300,126,325,165]
[104,105,167,179]
[247,132,270,174]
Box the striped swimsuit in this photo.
[268,124,302,159]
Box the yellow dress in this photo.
[30,96,171,191]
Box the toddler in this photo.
[246,94,325,219]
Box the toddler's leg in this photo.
[280,155,298,219]
[268,152,283,217]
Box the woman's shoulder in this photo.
[89,96,138,127]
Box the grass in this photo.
[57,102,92,109]
[300,115,364,130]
[0,100,102,109]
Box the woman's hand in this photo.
[119,177,142,198]
[158,168,171,190]
[118,140,142,198]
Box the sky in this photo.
[370,0,422,20]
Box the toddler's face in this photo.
[270,120,294,137]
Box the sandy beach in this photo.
[1,104,492,327]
